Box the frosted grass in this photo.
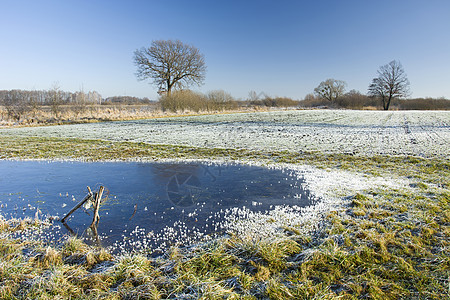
[1,110,449,158]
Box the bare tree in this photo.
[314,79,346,102]
[72,89,88,118]
[2,90,29,121]
[206,90,237,111]
[248,90,259,102]
[49,83,64,118]
[303,93,317,101]
[27,91,40,118]
[134,40,206,96]
[368,60,410,110]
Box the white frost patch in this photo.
[296,163,407,199]
[222,162,409,241]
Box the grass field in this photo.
[2,110,449,158]
[0,110,449,299]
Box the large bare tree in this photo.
[314,79,346,102]
[134,40,206,95]
[368,60,410,110]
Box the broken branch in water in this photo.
[90,186,104,228]
[129,204,137,220]
[61,187,93,223]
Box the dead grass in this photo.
[0,104,262,127]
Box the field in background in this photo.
[3,110,449,158]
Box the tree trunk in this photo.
[167,80,172,96]
[385,95,392,110]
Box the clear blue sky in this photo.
[1,0,449,100]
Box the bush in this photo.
[395,98,450,110]
[160,90,204,112]
[298,95,330,108]
[206,90,238,111]
[160,90,238,112]
[335,91,379,109]
[248,96,298,108]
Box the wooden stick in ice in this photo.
[61,186,93,223]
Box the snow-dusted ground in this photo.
[2,110,449,158]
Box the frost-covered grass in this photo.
[0,110,449,298]
[1,110,449,158]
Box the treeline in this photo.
[0,89,153,106]
[299,91,450,110]
[2,87,448,124]
[0,89,157,122]
[0,89,102,121]
[0,89,102,105]
[395,98,450,110]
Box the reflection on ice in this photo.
[0,160,317,255]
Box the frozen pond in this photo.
[0,160,315,255]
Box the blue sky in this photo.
[1,0,449,100]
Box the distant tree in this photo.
[1,90,29,121]
[314,79,347,102]
[338,90,370,109]
[27,91,40,117]
[206,90,237,110]
[72,89,88,117]
[303,93,316,101]
[248,91,259,102]
[48,83,64,118]
[134,40,206,96]
[368,60,410,110]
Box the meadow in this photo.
[0,109,449,299]
[2,110,448,158]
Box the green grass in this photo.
[0,135,448,182]
[0,134,449,299]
